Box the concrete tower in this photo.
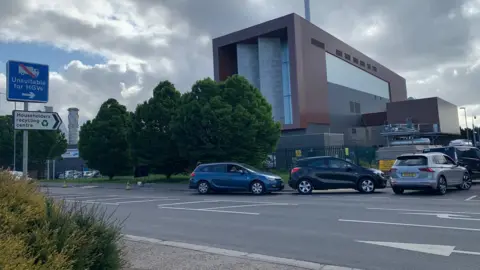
[67,108,79,145]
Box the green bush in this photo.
[0,171,126,270]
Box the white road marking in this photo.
[48,194,84,198]
[207,199,298,205]
[367,207,480,215]
[357,240,455,256]
[61,195,119,200]
[158,200,221,207]
[202,203,290,210]
[465,195,478,201]
[159,206,260,215]
[401,212,480,221]
[123,234,330,270]
[85,196,169,202]
[113,198,179,205]
[339,219,480,232]
[65,198,179,205]
[357,240,480,256]
[80,186,98,189]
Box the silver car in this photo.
[390,152,472,195]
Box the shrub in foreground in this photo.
[0,171,126,270]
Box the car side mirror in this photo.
[239,170,245,174]
[346,166,353,172]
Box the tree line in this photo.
[78,75,282,179]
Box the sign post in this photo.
[6,60,50,179]
[22,102,28,178]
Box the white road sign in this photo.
[13,110,62,130]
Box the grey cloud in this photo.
[2,0,480,121]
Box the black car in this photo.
[288,156,389,194]
[423,146,480,178]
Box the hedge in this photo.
[0,171,126,270]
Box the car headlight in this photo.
[266,176,277,181]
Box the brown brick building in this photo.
[212,13,459,147]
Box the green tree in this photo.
[0,115,67,172]
[78,99,132,179]
[28,130,67,172]
[172,75,281,167]
[131,81,188,178]
[0,116,15,169]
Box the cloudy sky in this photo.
[1,0,480,129]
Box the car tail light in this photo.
[419,167,434,172]
[291,167,300,174]
[190,172,195,177]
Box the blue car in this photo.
[189,162,284,195]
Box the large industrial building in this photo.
[212,13,460,148]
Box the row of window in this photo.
[335,49,377,72]
[349,101,361,114]
[309,38,378,73]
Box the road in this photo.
[42,184,480,270]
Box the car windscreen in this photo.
[394,156,428,166]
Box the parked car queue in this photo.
[188,151,474,196]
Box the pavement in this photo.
[41,183,480,270]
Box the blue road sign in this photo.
[6,60,49,103]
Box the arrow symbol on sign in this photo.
[21,92,36,99]
[357,241,480,256]
[52,113,62,130]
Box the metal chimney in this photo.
[304,0,311,22]
[67,108,79,145]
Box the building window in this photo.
[354,102,361,114]
[311,38,325,49]
[281,41,293,125]
[336,50,343,57]
[352,128,357,134]
[372,66,377,72]
[367,63,371,69]
[349,101,355,113]
[353,57,359,64]
[344,53,351,60]
[360,61,365,67]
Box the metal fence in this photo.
[270,145,378,170]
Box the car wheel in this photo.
[297,179,313,195]
[437,176,447,195]
[358,178,375,194]
[392,187,404,194]
[457,172,472,190]
[197,181,210,194]
[250,181,265,195]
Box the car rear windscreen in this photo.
[424,148,446,154]
[394,156,428,166]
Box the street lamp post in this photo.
[460,107,469,142]
[473,115,478,146]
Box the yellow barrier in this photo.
[379,160,395,172]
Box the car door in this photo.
[433,155,454,181]
[207,164,228,189]
[325,158,358,189]
[224,164,249,190]
[444,155,464,185]
[458,148,480,173]
[467,148,480,173]
[308,159,330,189]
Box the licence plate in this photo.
[401,172,416,177]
